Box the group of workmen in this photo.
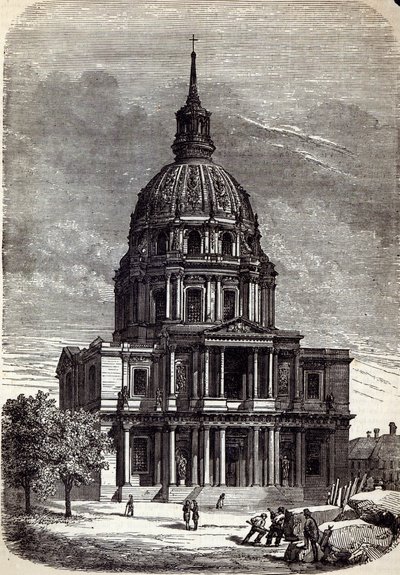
[242,507,322,563]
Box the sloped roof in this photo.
[349,437,376,460]
[371,434,400,462]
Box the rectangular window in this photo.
[307,373,320,399]
[133,369,147,396]
[306,441,321,476]
[132,437,148,473]
[186,289,202,322]
[223,290,236,321]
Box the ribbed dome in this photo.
[133,161,254,225]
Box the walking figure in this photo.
[125,494,134,517]
[216,493,225,509]
[182,499,191,530]
[191,500,199,530]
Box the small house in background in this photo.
[349,423,400,491]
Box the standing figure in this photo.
[216,493,225,509]
[303,508,320,563]
[191,500,199,530]
[265,507,285,546]
[241,513,268,545]
[283,509,298,541]
[125,494,134,517]
[281,456,290,486]
[182,499,191,530]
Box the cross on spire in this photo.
[189,34,198,53]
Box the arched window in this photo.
[222,232,233,256]
[223,290,236,321]
[154,289,166,322]
[186,288,202,322]
[156,232,168,255]
[187,230,201,255]
[89,365,96,398]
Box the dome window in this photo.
[223,290,236,321]
[156,232,168,255]
[187,230,202,255]
[186,288,203,323]
[222,232,233,256]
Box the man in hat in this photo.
[303,508,320,562]
[265,506,285,546]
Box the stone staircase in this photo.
[194,485,304,508]
[100,485,162,502]
[167,486,198,503]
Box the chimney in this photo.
[366,431,371,438]
[373,428,380,439]
[389,422,397,436]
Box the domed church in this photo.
[57,46,353,504]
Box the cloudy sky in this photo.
[2,0,399,437]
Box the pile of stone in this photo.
[287,489,400,566]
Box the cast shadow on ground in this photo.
[159,522,187,530]
[227,535,244,545]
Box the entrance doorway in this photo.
[226,445,240,486]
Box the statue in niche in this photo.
[155,387,163,410]
[176,363,187,394]
[282,455,290,486]
[177,453,187,485]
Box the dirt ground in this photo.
[0,498,396,574]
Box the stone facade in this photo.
[57,48,353,503]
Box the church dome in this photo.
[131,46,255,228]
[133,161,255,225]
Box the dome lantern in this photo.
[172,38,215,161]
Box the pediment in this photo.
[204,317,273,336]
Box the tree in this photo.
[1,391,57,514]
[42,409,114,518]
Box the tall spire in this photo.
[187,49,201,106]
[172,37,215,162]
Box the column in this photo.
[145,278,151,323]
[169,426,176,485]
[206,277,212,321]
[261,283,268,327]
[219,427,226,486]
[169,345,176,396]
[176,274,182,320]
[192,346,199,400]
[274,351,279,397]
[191,427,199,485]
[301,430,306,486]
[253,427,260,486]
[295,430,302,486]
[203,425,210,485]
[294,350,301,399]
[122,353,129,393]
[247,429,253,486]
[248,280,253,321]
[216,276,222,321]
[219,347,225,398]
[329,431,335,485]
[204,229,210,252]
[165,273,171,319]
[253,348,259,399]
[274,427,280,485]
[268,427,275,485]
[254,281,259,323]
[268,349,274,398]
[204,347,210,397]
[263,429,269,486]
[123,424,131,485]
[154,428,162,485]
